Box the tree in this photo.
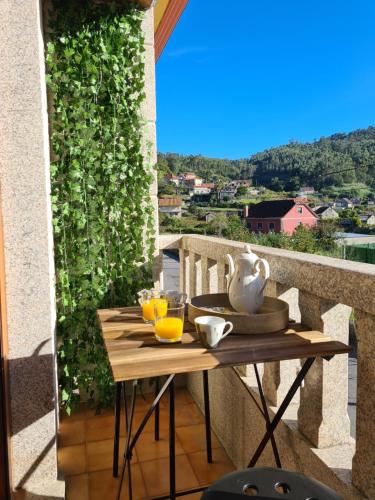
[289,225,317,253]
[224,216,249,241]
[270,177,284,192]
[285,176,300,192]
[236,186,248,197]
[339,208,362,228]
[313,220,339,251]
[207,213,228,237]
[158,183,177,196]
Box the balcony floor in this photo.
[58,388,235,499]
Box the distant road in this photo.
[163,250,179,290]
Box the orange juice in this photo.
[155,317,183,341]
[142,298,168,321]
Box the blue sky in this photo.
[155,0,375,159]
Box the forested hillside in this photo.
[158,126,375,191]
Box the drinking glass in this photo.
[163,290,187,307]
[138,289,168,324]
[154,302,185,343]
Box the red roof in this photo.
[159,197,182,207]
[197,183,215,189]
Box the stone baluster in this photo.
[179,248,189,296]
[262,281,301,405]
[189,252,201,299]
[297,291,351,447]
[201,257,216,295]
[153,251,164,290]
[217,260,226,293]
[352,310,375,498]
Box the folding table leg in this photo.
[203,370,213,463]
[113,382,122,478]
[116,375,176,500]
[123,381,129,432]
[169,377,176,500]
[155,376,160,441]
[248,357,315,468]
[116,380,138,500]
[253,364,281,468]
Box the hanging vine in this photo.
[46,0,155,413]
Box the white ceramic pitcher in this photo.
[226,245,270,314]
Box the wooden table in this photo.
[97,306,351,500]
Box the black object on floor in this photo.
[201,467,342,499]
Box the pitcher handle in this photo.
[255,258,270,295]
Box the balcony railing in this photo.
[157,233,375,499]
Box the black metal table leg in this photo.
[203,370,213,463]
[253,364,282,468]
[123,381,129,432]
[169,377,176,500]
[248,357,315,468]
[113,382,122,478]
[116,380,138,500]
[155,377,160,441]
[116,375,176,500]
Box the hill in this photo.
[158,126,375,193]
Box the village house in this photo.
[360,214,375,226]
[229,179,251,189]
[180,172,203,188]
[219,185,237,201]
[247,199,318,235]
[313,206,339,219]
[158,197,182,217]
[334,198,354,209]
[297,186,315,196]
[191,183,215,196]
[163,172,179,186]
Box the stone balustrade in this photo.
[158,233,375,498]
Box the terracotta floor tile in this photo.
[140,454,199,498]
[188,448,235,486]
[58,444,87,476]
[175,403,205,427]
[174,388,195,406]
[66,473,89,500]
[59,418,86,447]
[176,424,221,454]
[86,438,137,472]
[135,431,184,462]
[127,391,168,413]
[86,414,126,442]
[89,465,147,500]
[132,405,170,434]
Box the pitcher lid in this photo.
[236,244,259,264]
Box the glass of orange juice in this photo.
[154,302,185,343]
[138,289,168,324]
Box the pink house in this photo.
[247,200,318,235]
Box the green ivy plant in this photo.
[46,0,155,413]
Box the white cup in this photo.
[194,316,233,349]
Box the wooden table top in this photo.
[97,307,351,382]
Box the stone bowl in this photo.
[188,293,289,334]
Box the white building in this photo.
[158,197,182,217]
